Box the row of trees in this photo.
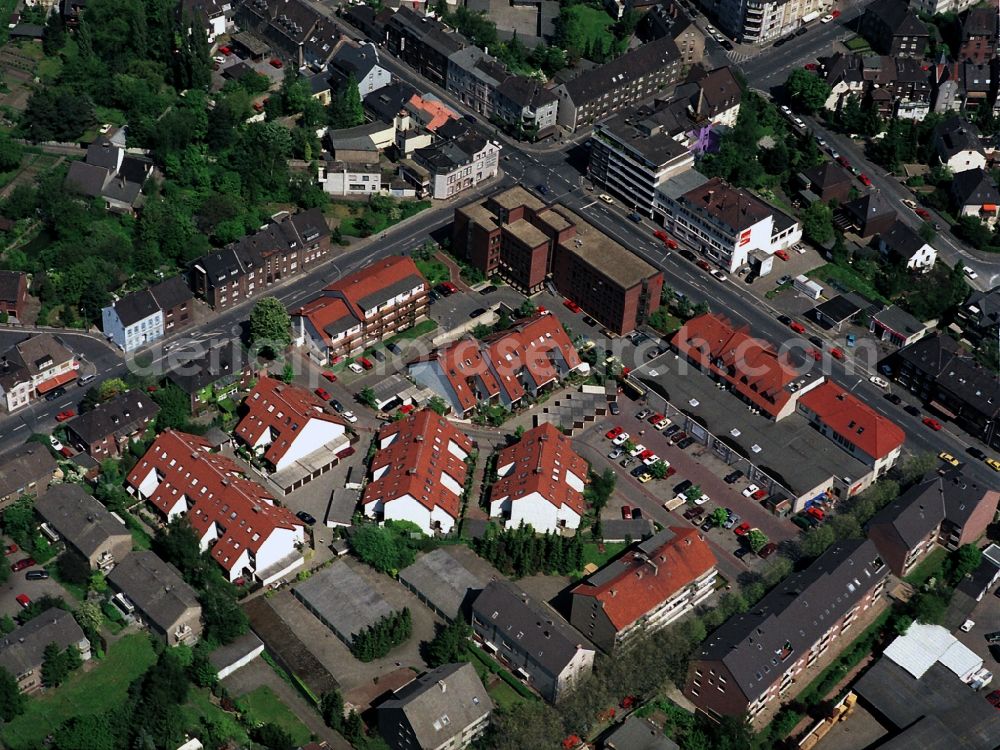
[472,523,586,577]
[350,608,413,662]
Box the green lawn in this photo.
[580,541,628,572]
[563,5,615,52]
[237,686,312,746]
[183,688,249,746]
[807,263,888,304]
[904,546,947,586]
[844,36,871,52]
[385,319,439,343]
[487,678,526,710]
[415,258,450,285]
[1,634,157,750]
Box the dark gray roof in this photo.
[150,275,192,311]
[697,540,888,703]
[111,289,159,327]
[950,167,1000,207]
[0,271,23,304]
[414,129,490,175]
[166,343,245,395]
[843,190,897,224]
[803,161,852,191]
[814,294,862,324]
[596,105,690,166]
[597,518,655,542]
[365,81,419,123]
[864,0,927,37]
[85,137,120,171]
[9,22,44,37]
[872,304,926,337]
[65,390,159,444]
[0,333,74,391]
[962,8,996,38]
[603,717,679,750]
[65,161,109,198]
[331,41,382,80]
[562,36,680,106]
[880,219,927,259]
[501,75,558,109]
[209,631,263,672]
[962,285,1000,329]
[107,551,200,629]
[868,478,943,548]
[934,116,984,160]
[0,609,87,678]
[472,581,593,677]
[378,663,491,748]
[388,7,467,57]
[398,547,491,620]
[897,335,1000,420]
[0,443,56,499]
[34,484,130,559]
[856,658,1000,749]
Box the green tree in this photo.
[320,689,345,731]
[785,69,832,114]
[152,516,204,581]
[249,296,291,358]
[746,529,768,553]
[42,11,67,55]
[485,701,564,750]
[281,361,294,383]
[359,387,377,408]
[98,378,128,400]
[2,495,36,547]
[0,134,23,173]
[0,666,25,721]
[151,383,191,431]
[648,460,670,479]
[710,507,729,527]
[199,586,248,645]
[52,713,119,750]
[328,75,364,129]
[131,649,190,749]
[42,641,70,687]
[74,600,103,640]
[349,525,415,574]
[799,524,836,559]
[948,544,982,586]
[251,722,295,750]
[425,619,471,667]
[22,87,96,142]
[0,615,14,635]
[801,201,835,245]
[427,396,448,415]
[189,642,218,688]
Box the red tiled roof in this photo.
[798,380,905,460]
[235,376,345,467]
[492,423,588,516]
[408,93,458,131]
[125,430,301,572]
[294,296,354,347]
[417,338,502,414]
[484,314,582,403]
[36,369,78,393]
[363,409,473,520]
[672,313,799,418]
[571,527,717,631]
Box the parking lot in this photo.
[0,542,70,619]
[954,584,1000,673]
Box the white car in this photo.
[213,55,226,64]
[962,619,976,633]
[709,269,727,282]
[695,493,710,505]
[780,105,792,116]
[612,432,630,446]
[608,448,623,459]
[820,13,834,23]
[49,436,64,451]
[964,266,979,280]
[653,416,671,430]
[348,362,364,374]
[629,443,647,458]
[869,375,889,389]
[341,410,359,424]
[793,117,806,129]
[599,194,614,204]
[643,453,661,466]
[742,484,760,497]
[830,149,841,160]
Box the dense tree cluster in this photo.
[348,521,424,574]
[41,641,83,687]
[350,608,412,662]
[472,523,584,577]
[424,619,472,668]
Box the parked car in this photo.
[25,570,49,581]
[724,470,744,484]
[347,363,364,374]
[11,558,35,572]
[15,594,30,609]
[987,458,1000,473]
[269,58,283,68]
[321,371,337,382]
[967,446,987,461]
[631,508,643,519]
[386,343,402,356]
[563,299,582,313]
[314,387,331,401]
[599,194,614,204]
[621,505,632,519]
[789,321,806,334]
[774,249,790,261]
[701,519,714,532]
[582,315,597,326]
[609,402,620,415]
[606,426,624,440]
[478,285,497,295]
[777,275,792,285]
[758,542,778,559]
[905,404,921,416]
[922,417,943,431]
[938,451,960,467]
[742,484,760,497]
[734,522,751,536]
[677,437,696,449]
[683,507,703,521]
[3,544,16,556]
[669,431,688,445]
[469,308,487,318]
[636,408,652,420]
[296,511,317,526]
[55,410,75,422]
[341,410,359,424]
[628,212,643,223]
[884,393,902,405]
[868,375,889,389]
[674,479,693,494]
[612,432,631,446]
[709,269,727,282]
[44,387,66,402]
[608,448,624,459]
[664,424,681,438]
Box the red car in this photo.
[664,467,677,478]
[859,173,872,186]
[441,281,458,294]
[639,449,654,460]
[621,505,632,520]
[775,249,790,261]
[758,542,778,559]
[806,506,825,521]
[269,58,283,68]
[696,260,711,272]
[563,299,581,313]
[831,8,840,16]
[987,690,1000,708]
[219,45,231,55]
[314,387,331,401]
[400,404,415,414]
[15,594,30,609]
[836,155,851,169]
[3,544,16,556]
[751,489,768,501]
[606,426,623,440]
[804,63,818,71]
[55,410,75,422]
[923,416,943,431]
[734,522,751,535]
[789,321,806,334]
[915,207,930,219]
[805,348,822,361]
[11,558,35,572]
[357,357,374,370]
[253,101,265,112]
[648,413,666,425]
[653,229,669,242]
[829,347,845,360]
[321,371,337,382]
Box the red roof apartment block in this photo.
[235,376,348,474]
[292,255,428,363]
[362,409,474,535]
[672,313,819,420]
[797,380,906,466]
[126,430,304,584]
[408,313,583,417]
[569,527,718,653]
[490,423,588,534]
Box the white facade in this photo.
[430,141,501,200]
[101,305,164,353]
[364,493,458,536]
[265,417,347,472]
[490,491,583,533]
[1,357,78,412]
[317,162,382,196]
[616,567,718,647]
[941,148,987,172]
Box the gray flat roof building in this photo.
[293,560,396,645]
[398,547,498,621]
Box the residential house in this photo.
[712,0,829,45]
[330,41,391,97]
[662,176,802,272]
[377,663,492,750]
[684,540,889,718]
[0,443,56,508]
[180,0,231,44]
[64,136,154,214]
[237,0,339,68]
[799,161,853,203]
[860,0,929,57]
[840,191,897,238]
[189,208,331,310]
[640,0,703,69]
[394,94,461,158]
[569,527,717,653]
[101,275,193,353]
[107,551,203,646]
[913,0,979,20]
[35,484,132,571]
[292,255,428,364]
[302,16,346,69]
[126,429,305,584]
[868,469,999,576]
[64,390,160,458]
[955,285,1000,345]
[893,334,1000,449]
[0,271,27,321]
[165,343,254,414]
[869,304,930,347]
[471,581,595,703]
[401,120,501,199]
[362,409,473,535]
[960,8,997,64]
[316,158,382,197]
[234,376,349,488]
[489,423,588,533]
[877,220,938,271]
[384,8,468,88]
[933,116,987,171]
[0,609,91,693]
[408,313,583,417]
[960,60,995,113]
[552,36,684,131]
[950,167,1000,227]
[603,717,679,750]
[0,333,78,412]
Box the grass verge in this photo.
[237,685,312,746]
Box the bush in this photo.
[350,609,412,662]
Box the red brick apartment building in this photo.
[453,188,662,334]
[292,255,428,364]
